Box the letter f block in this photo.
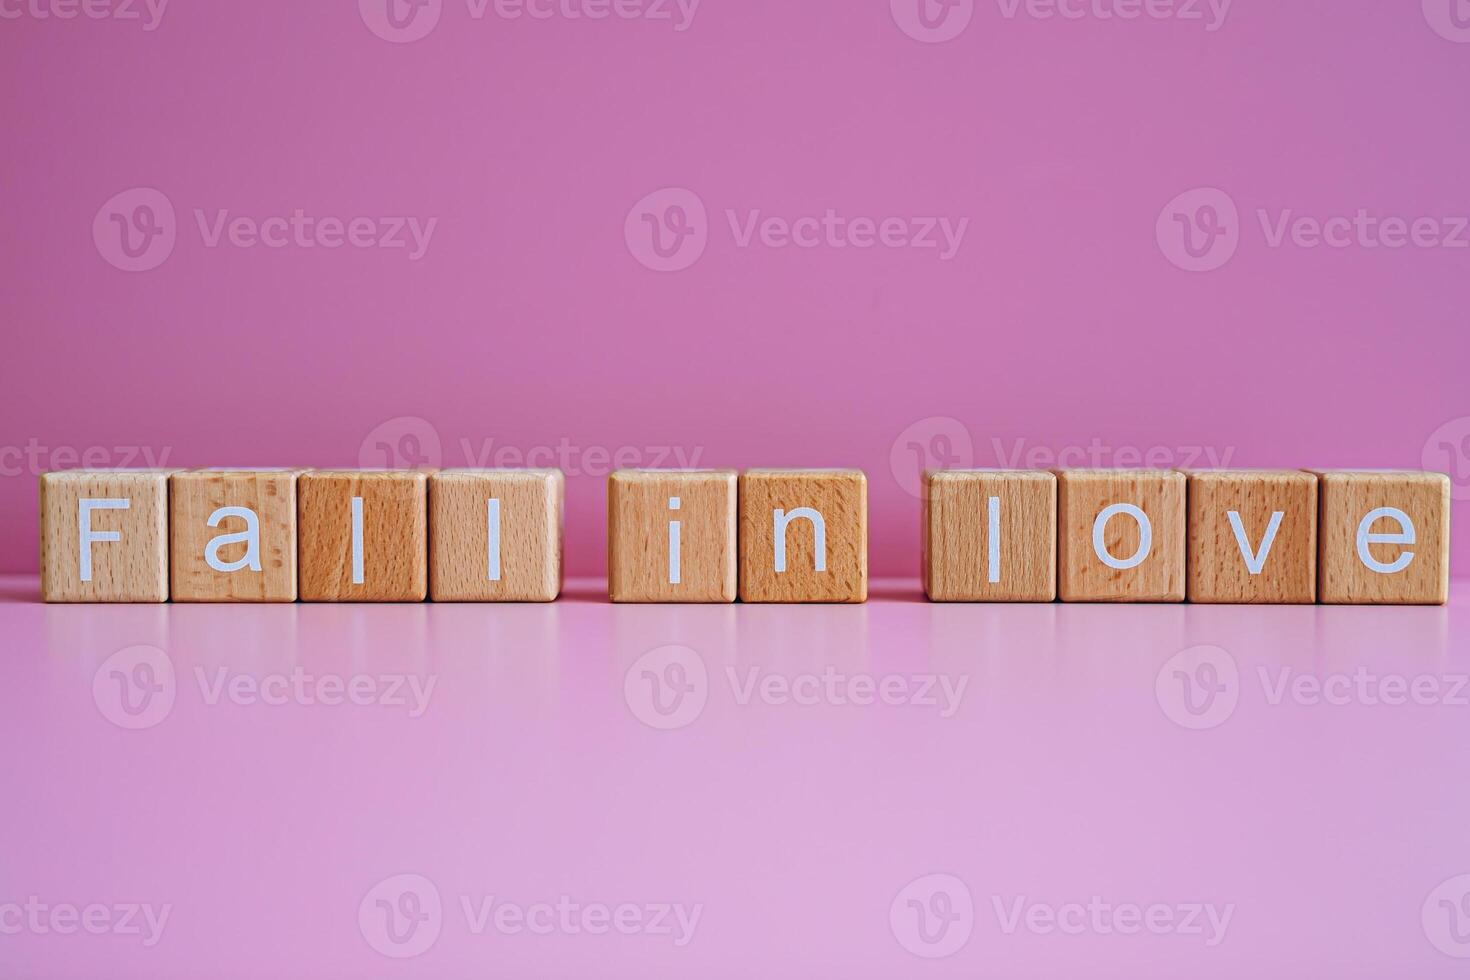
[41,470,170,602]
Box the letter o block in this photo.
[738,469,867,603]
[1056,469,1185,602]
[1313,471,1450,604]
[170,470,301,602]
[40,470,170,602]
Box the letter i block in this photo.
[169,470,302,602]
[923,470,1057,601]
[1186,470,1317,603]
[40,471,170,602]
[1312,470,1450,605]
[429,470,564,602]
[298,471,428,602]
[608,469,737,602]
[739,469,867,603]
[1056,470,1186,602]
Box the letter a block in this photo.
[1313,470,1450,605]
[739,469,867,603]
[923,470,1056,601]
[170,470,302,602]
[429,469,563,602]
[608,470,737,602]
[299,471,428,602]
[1056,469,1186,602]
[40,470,170,602]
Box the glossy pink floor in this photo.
[5,576,1470,978]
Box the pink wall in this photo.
[3,0,1467,577]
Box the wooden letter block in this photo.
[170,469,301,602]
[1056,469,1186,602]
[1187,470,1317,604]
[739,469,867,603]
[429,469,563,601]
[40,470,170,602]
[298,471,427,602]
[1314,470,1450,605]
[923,470,1056,602]
[608,469,737,603]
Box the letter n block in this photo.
[923,470,1056,601]
[1186,470,1317,603]
[40,470,170,602]
[1056,469,1186,602]
[1313,470,1450,605]
[299,471,428,602]
[608,470,737,602]
[739,469,867,603]
[170,470,302,602]
[429,469,563,601]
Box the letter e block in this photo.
[1313,470,1450,605]
[608,470,737,603]
[1056,469,1185,602]
[170,469,301,602]
[1186,470,1317,603]
[739,469,867,603]
[923,470,1056,602]
[40,470,170,602]
[429,469,563,602]
[299,471,427,602]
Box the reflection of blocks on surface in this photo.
[170,470,301,602]
[1056,469,1186,603]
[1186,470,1317,604]
[299,471,427,602]
[1311,470,1450,605]
[41,470,171,602]
[922,470,1056,602]
[608,470,736,603]
[429,469,563,602]
[739,469,867,603]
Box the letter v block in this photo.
[923,470,1056,601]
[170,469,302,602]
[1187,470,1317,603]
[429,469,563,601]
[40,470,170,602]
[299,470,428,602]
[739,469,867,603]
[1056,469,1186,602]
[1311,470,1450,605]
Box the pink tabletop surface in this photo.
[4,576,1470,978]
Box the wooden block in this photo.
[739,469,867,603]
[429,469,563,602]
[298,470,427,602]
[1186,470,1317,604]
[608,469,737,603]
[1312,470,1450,605]
[923,469,1056,602]
[169,469,301,602]
[40,470,171,602]
[1056,469,1186,602]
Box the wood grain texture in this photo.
[739,469,867,603]
[1056,469,1186,603]
[169,470,301,602]
[298,470,427,602]
[40,470,171,602]
[923,469,1056,602]
[1186,470,1317,604]
[1311,470,1450,605]
[608,470,737,603]
[429,469,562,602]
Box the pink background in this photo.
[3,0,1469,576]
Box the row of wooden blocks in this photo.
[38,468,1452,604]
